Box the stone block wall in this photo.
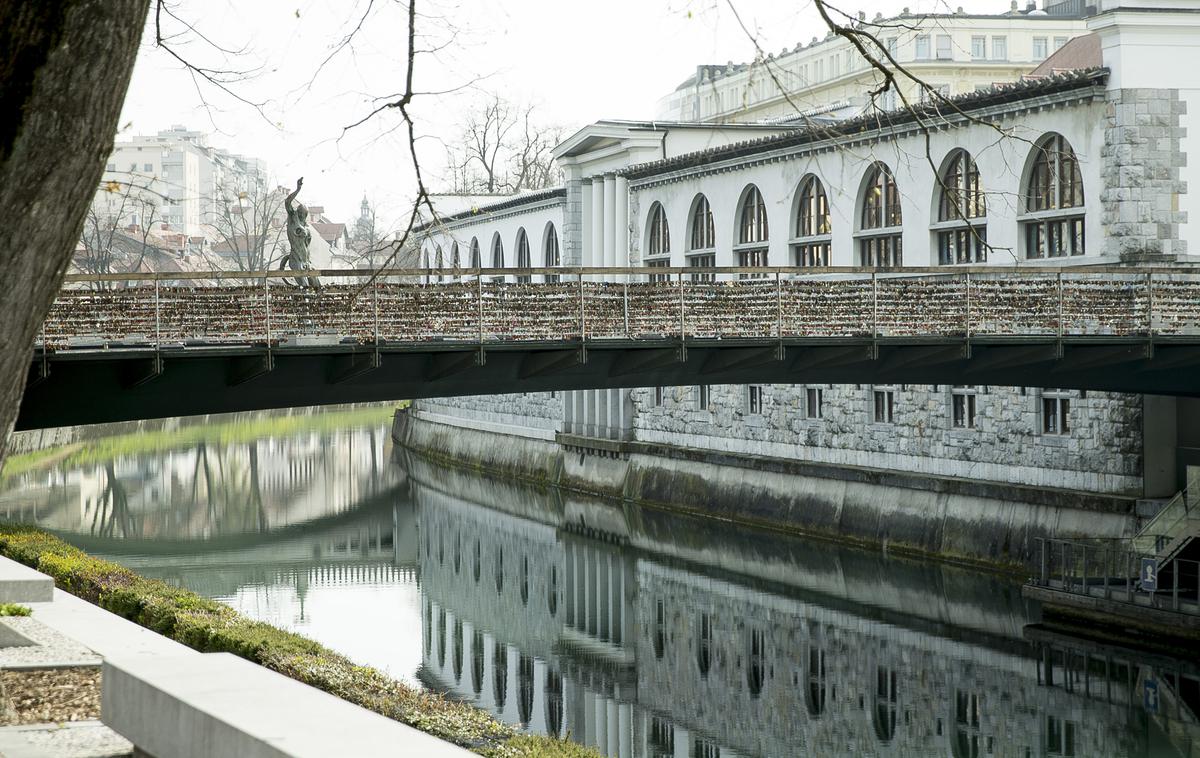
[1103,88,1188,260]
[414,393,563,436]
[630,384,1143,494]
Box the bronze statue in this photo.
[282,177,320,288]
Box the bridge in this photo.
[16,266,1200,429]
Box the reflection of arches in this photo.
[649,716,674,756]
[697,612,713,677]
[520,554,529,605]
[493,642,508,709]
[517,654,534,724]
[545,669,563,737]
[423,600,432,657]
[747,628,765,698]
[874,667,898,742]
[495,546,504,594]
[473,539,481,583]
[471,629,484,697]
[547,565,558,616]
[806,646,827,717]
[437,609,447,669]
[453,532,461,574]
[653,599,666,660]
[952,691,982,758]
[452,619,463,684]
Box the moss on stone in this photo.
[0,525,599,757]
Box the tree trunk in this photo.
[0,1,148,470]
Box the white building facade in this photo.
[410,0,1200,510]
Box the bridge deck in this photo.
[17,267,1200,428]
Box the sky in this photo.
[120,0,1017,228]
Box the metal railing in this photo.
[40,266,1200,351]
[1033,537,1200,615]
[1132,481,1198,557]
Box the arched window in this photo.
[736,185,769,276]
[453,532,461,574]
[517,654,535,724]
[793,175,831,267]
[472,539,481,583]
[451,241,460,278]
[653,599,666,660]
[545,670,563,737]
[423,247,432,285]
[697,612,713,677]
[544,224,560,283]
[490,233,505,283]
[547,565,558,616]
[747,628,765,698]
[515,228,531,284]
[469,237,481,268]
[1023,134,1085,259]
[937,150,987,264]
[858,162,903,267]
[874,667,898,742]
[806,646,827,717]
[493,642,508,709]
[688,194,716,281]
[435,244,445,282]
[646,203,671,283]
[471,629,484,696]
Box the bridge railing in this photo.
[40,266,1200,349]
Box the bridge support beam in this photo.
[964,343,1061,375]
[226,353,274,387]
[519,349,585,380]
[608,347,684,378]
[120,355,163,389]
[792,345,876,371]
[700,346,783,376]
[1141,345,1200,372]
[1057,343,1152,373]
[426,350,483,381]
[878,343,969,372]
[330,352,381,384]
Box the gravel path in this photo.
[0,618,100,669]
[0,720,132,758]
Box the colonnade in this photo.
[563,389,632,441]
[563,537,634,647]
[581,174,630,269]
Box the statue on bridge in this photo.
[281,177,320,289]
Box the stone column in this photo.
[614,175,629,276]
[591,176,605,270]
[581,180,593,266]
[603,175,617,274]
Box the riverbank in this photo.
[394,407,1140,573]
[0,525,597,758]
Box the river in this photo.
[0,406,1194,757]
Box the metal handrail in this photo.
[1133,482,1197,557]
[1033,537,1200,615]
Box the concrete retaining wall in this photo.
[394,409,1138,572]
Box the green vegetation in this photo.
[0,603,31,617]
[0,526,595,758]
[1,404,403,480]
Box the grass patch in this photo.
[0,604,31,617]
[1,405,403,480]
[0,526,595,757]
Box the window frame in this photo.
[934,150,988,265]
[544,224,560,283]
[951,386,978,429]
[872,385,896,424]
[858,163,903,268]
[1020,134,1086,260]
[792,175,832,267]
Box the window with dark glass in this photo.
[469,238,481,268]
[545,670,564,736]
[937,150,987,264]
[806,387,824,419]
[688,194,716,279]
[493,642,508,709]
[654,598,666,659]
[544,224,560,283]
[747,628,765,698]
[953,691,981,758]
[452,619,463,683]
[515,229,531,284]
[648,203,670,257]
[807,647,827,716]
[1023,134,1085,259]
[649,716,675,758]
[873,386,895,423]
[875,667,898,742]
[794,175,831,267]
[748,385,764,414]
[471,629,484,696]
[495,546,504,594]
[859,163,903,267]
[697,613,713,677]
[952,386,977,428]
[737,186,768,278]
[1042,389,1071,435]
[547,565,558,616]
[517,654,534,724]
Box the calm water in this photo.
[2,409,1195,757]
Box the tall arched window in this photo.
[517,655,535,724]
[515,228,531,284]
[793,175,831,267]
[452,618,463,683]
[952,691,982,758]
[874,667,898,742]
[544,224,560,283]
[646,202,670,282]
[490,233,505,283]
[435,244,445,282]
[736,185,768,277]
[937,150,987,264]
[451,241,460,279]
[423,247,432,285]
[697,612,713,677]
[747,628,765,698]
[806,646,827,717]
[688,194,716,281]
[858,163,903,267]
[437,609,447,668]
[469,237,481,269]
[545,670,563,737]
[519,554,529,606]
[547,565,558,616]
[1023,134,1085,259]
[495,546,504,594]
[471,629,484,696]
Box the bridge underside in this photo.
[16,337,1200,429]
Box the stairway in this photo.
[1134,475,1200,565]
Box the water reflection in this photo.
[3,411,1197,756]
[407,453,1199,758]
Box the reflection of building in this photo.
[410,451,1195,758]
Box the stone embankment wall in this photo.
[394,405,1138,572]
[630,384,1143,495]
